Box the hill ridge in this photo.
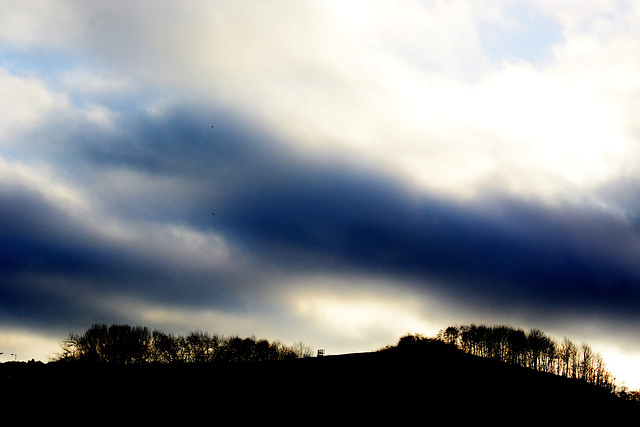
[2,340,637,420]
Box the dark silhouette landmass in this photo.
[2,325,637,421]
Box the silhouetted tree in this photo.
[558,337,578,378]
[58,324,151,364]
[592,352,613,390]
[254,338,275,362]
[434,323,616,392]
[490,325,510,362]
[149,330,180,363]
[526,328,556,373]
[271,340,299,360]
[102,324,151,364]
[505,327,527,366]
[291,341,314,358]
[397,333,432,349]
[579,343,594,382]
[54,324,312,365]
[437,326,459,346]
[184,331,220,363]
[459,324,479,356]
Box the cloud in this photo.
[0,70,65,142]
[2,101,638,330]
[0,0,81,48]
[2,0,640,387]
[4,1,639,202]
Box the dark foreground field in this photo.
[2,341,637,421]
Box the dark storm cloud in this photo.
[222,157,640,318]
[0,105,320,331]
[2,104,639,335]
[0,183,113,327]
[106,107,637,315]
[0,179,252,331]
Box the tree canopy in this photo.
[54,323,313,365]
[431,324,615,390]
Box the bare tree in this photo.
[292,341,314,358]
[149,330,180,363]
[185,331,220,363]
[558,337,578,378]
[579,343,594,382]
[437,326,460,346]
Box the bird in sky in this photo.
[211,212,216,216]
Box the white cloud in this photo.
[0,155,89,213]
[6,1,638,205]
[127,0,636,204]
[58,68,132,98]
[0,70,66,142]
[0,0,80,48]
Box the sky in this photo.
[1,0,639,389]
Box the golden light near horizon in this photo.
[296,297,435,339]
[0,328,61,362]
[287,278,445,350]
[598,346,640,391]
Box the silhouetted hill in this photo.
[262,341,639,420]
[2,341,637,422]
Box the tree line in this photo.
[53,323,314,365]
[432,324,616,390]
[52,323,639,403]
